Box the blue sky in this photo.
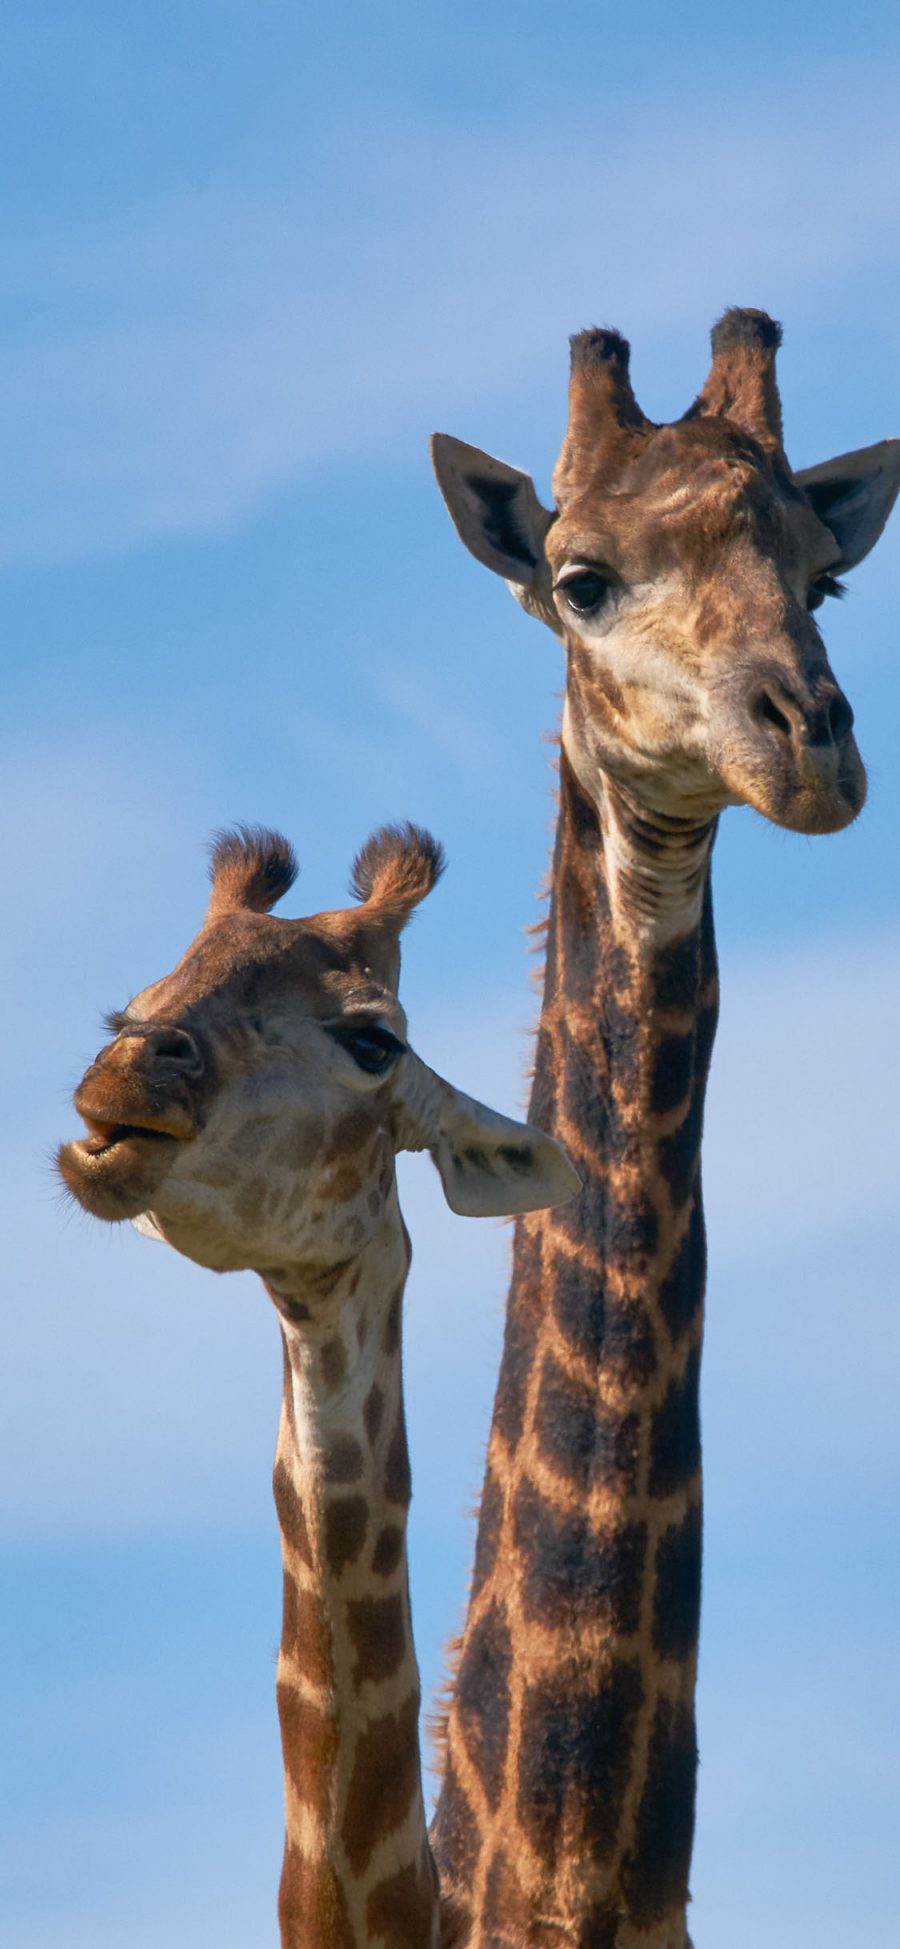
[2,4,899,1944]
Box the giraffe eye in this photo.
[326,1022,405,1075]
[556,569,612,615]
[807,573,846,612]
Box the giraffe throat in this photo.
[433,753,720,1949]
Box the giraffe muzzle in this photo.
[750,674,855,757]
[711,662,866,834]
[57,1116,182,1221]
[57,1039,205,1220]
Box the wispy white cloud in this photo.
[3,67,900,565]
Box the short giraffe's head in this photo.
[59,824,578,1287]
[433,309,900,834]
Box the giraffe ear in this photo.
[395,1055,580,1217]
[795,439,900,571]
[430,434,561,635]
[432,1115,580,1216]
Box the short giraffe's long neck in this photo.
[433,751,718,1949]
[270,1205,439,1949]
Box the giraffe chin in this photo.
[712,720,867,836]
[56,1130,179,1223]
[730,754,866,835]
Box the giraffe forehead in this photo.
[130,912,399,1028]
[549,422,813,582]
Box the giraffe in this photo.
[428,310,900,1948]
[57,820,580,1949]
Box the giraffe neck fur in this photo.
[432,752,719,1948]
[270,1201,440,1949]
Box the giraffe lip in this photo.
[77,1115,184,1156]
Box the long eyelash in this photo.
[103,1008,129,1034]
[818,574,847,601]
[326,1021,405,1054]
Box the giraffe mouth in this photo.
[57,1116,184,1222]
[58,1074,199,1219]
[76,1114,185,1156]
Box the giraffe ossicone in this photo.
[58,819,579,1949]
[430,310,899,1947]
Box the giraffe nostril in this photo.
[753,690,792,741]
[752,683,853,753]
[146,1027,204,1076]
[828,690,854,745]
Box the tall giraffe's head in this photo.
[58,824,578,1285]
[433,309,900,834]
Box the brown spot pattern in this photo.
[276,1681,338,1806]
[273,1458,313,1567]
[324,1495,368,1577]
[281,1573,334,1689]
[346,1592,407,1687]
[342,1692,421,1875]
[453,1605,511,1809]
[481,1848,533,1938]
[372,1525,404,1577]
[366,1852,438,1948]
[384,1413,412,1507]
[279,1844,355,1949]
[325,1433,365,1485]
[384,1290,402,1354]
[320,1336,347,1391]
[328,1162,363,1200]
[516,1657,644,1867]
[364,1381,385,1447]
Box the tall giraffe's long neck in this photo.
[269,1204,439,1949]
[433,751,718,1949]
